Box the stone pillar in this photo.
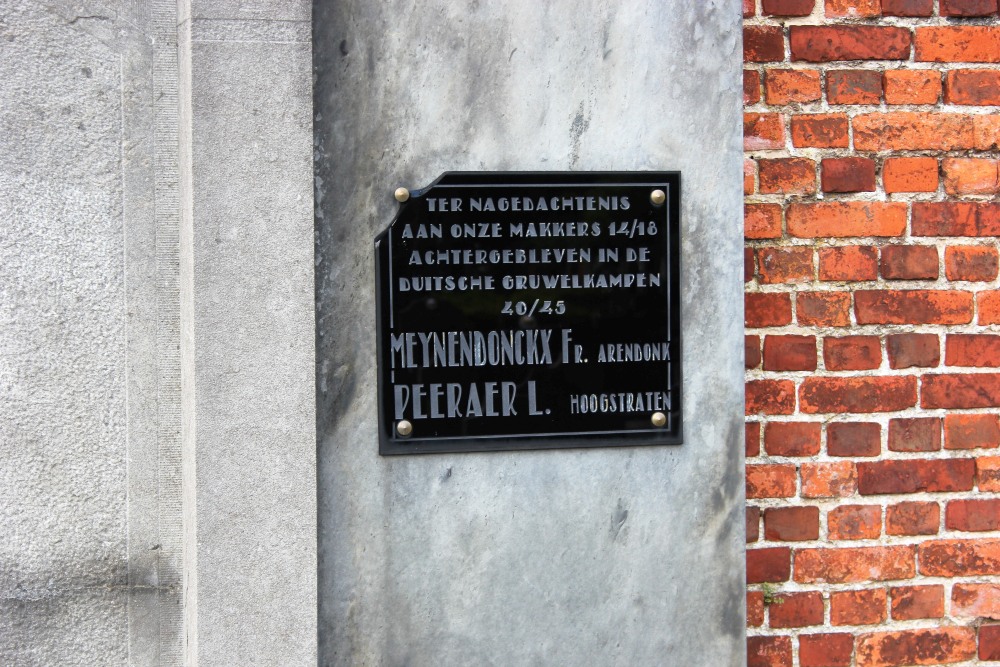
[0,1,317,664]
[315,2,745,665]
[182,1,316,664]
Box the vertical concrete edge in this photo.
[123,0,187,663]
[175,0,197,663]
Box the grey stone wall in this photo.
[314,1,745,665]
[1,3,165,664]
[1,1,316,665]
[184,1,315,663]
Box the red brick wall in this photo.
[744,1,1000,665]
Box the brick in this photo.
[946,69,1000,106]
[855,290,974,325]
[858,459,975,495]
[746,335,761,369]
[766,69,823,105]
[758,247,814,284]
[819,246,878,282]
[764,335,818,371]
[831,588,887,625]
[879,245,938,281]
[745,113,786,150]
[748,464,798,498]
[940,0,999,16]
[746,293,793,327]
[747,506,761,542]
[919,539,1000,576]
[888,417,941,452]
[945,245,999,282]
[975,114,1000,150]
[827,422,880,457]
[748,380,797,415]
[922,373,1000,409]
[822,158,876,193]
[790,26,911,62]
[945,414,1000,450]
[747,590,765,626]
[945,334,1000,368]
[854,112,975,151]
[745,26,786,63]
[748,547,792,583]
[800,376,916,414]
[770,591,825,628]
[827,0,882,15]
[746,204,783,240]
[980,456,1000,491]
[745,159,756,195]
[890,585,943,620]
[980,625,1000,661]
[765,421,822,456]
[912,202,1000,237]
[745,70,762,105]
[788,202,906,238]
[795,546,914,584]
[943,158,1000,196]
[799,633,854,667]
[798,292,852,327]
[884,70,941,105]
[801,461,857,498]
[980,291,1000,324]
[824,336,881,371]
[953,583,1000,619]
[745,0,757,16]
[764,0,817,15]
[886,501,939,536]
[881,0,933,15]
[827,69,882,104]
[828,504,881,540]
[886,333,939,370]
[762,502,817,539]
[855,628,976,667]
[883,156,938,193]
[746,247,756,282]
[947,498,1000,531]
[916,27,1000,63]
[759,158,816,195]
[892,420,946,455]
[748,635,793,667]
[791,114,850,148]
[747,421,762,457]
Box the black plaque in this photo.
[375,172,681,455]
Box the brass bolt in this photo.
[396,420,413,436]
[650,189,666,206]
[651,412,667,428]
[394,187,410,203]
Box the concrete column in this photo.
[182,1,317,664]
[315,2,745,665]
[1,1,318,664]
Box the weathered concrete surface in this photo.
[315,1,744,665]
[0,4,130,664]
[0,2,189,664]
[1,1,317,665]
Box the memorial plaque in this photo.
[375,172,681,454]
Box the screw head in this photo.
[651,412,667,428]
[650,189,666,206]
[396,420,413,436]
[394,187,410,203]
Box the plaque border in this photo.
[374,171,682,455]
